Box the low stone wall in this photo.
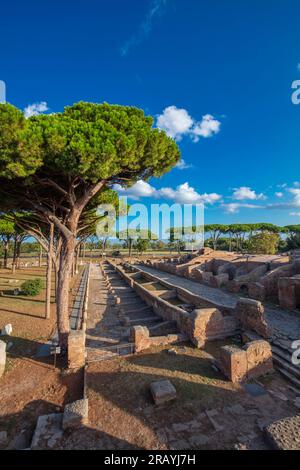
[130,325,184,353]
[219,339,273,383]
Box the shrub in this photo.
[248,232,279,255]
[21,278,44,296]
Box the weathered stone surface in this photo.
[248,282,266,301]
[0,430,8,448]
[31,413,63,450]
[244,340,273,379]
[0,340,6,378]
[236,298,270,338]
[68,330,86,369]
[210,273,229,288]
[62,399,88,430]
[202,271,214,284]
[264,415,300,450]
[278,276,300,310]
[190,308,238,348]
[131,325,151,352]
[150,379,177,405]
[219,345,248,383]
[220,340,273,383]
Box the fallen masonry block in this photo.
[219,345,248,383]
[130,325,151,352]
[31,413,63,450]
[150,379,177,405]
[62,399,88,430]
[0,340,6,378]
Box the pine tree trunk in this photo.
[12,238,17,274]
[16,241,21,269]
[45,223,54,320]
[39,245,43,267]
[56,235,75,349]
[4,240,9,269]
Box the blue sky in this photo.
[1,0,300,227]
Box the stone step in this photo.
[271,345,296,364]
[272,354,300,380]
[276,366,300,390]
[125,316,161,326]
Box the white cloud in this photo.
[192,114,221,141]
[222,203,262,214]
[157,106,221,142]
[113,180,155,200]
[158,182,221,205]
[232,186,266,201]
[175,159,192,170]
[120,0,167,56]
[114,180,221,205]
[290,212,300,217]
[24,101,49,118]
[157,106,194,140]
[289,188,300,207]
[275,192,283,198]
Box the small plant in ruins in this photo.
[21,278,44,296]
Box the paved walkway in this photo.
[134,264,236,309]
[134,265,300,350]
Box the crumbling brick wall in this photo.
[236,298,270,338]
[219,340,273,383]
[278,275,300,310]
[188,308,238,348]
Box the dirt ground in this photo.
[57,342,300,450]
[0,266,83,449]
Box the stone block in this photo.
[244,340,273,379]
[62,399,88,430]
[68,330,86,369]
[31,413,63,450]
[236,298,270,338]
[219,345,248,383]
[131,325,151,353]
[150,379,177,405]
[0,340,6,378]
